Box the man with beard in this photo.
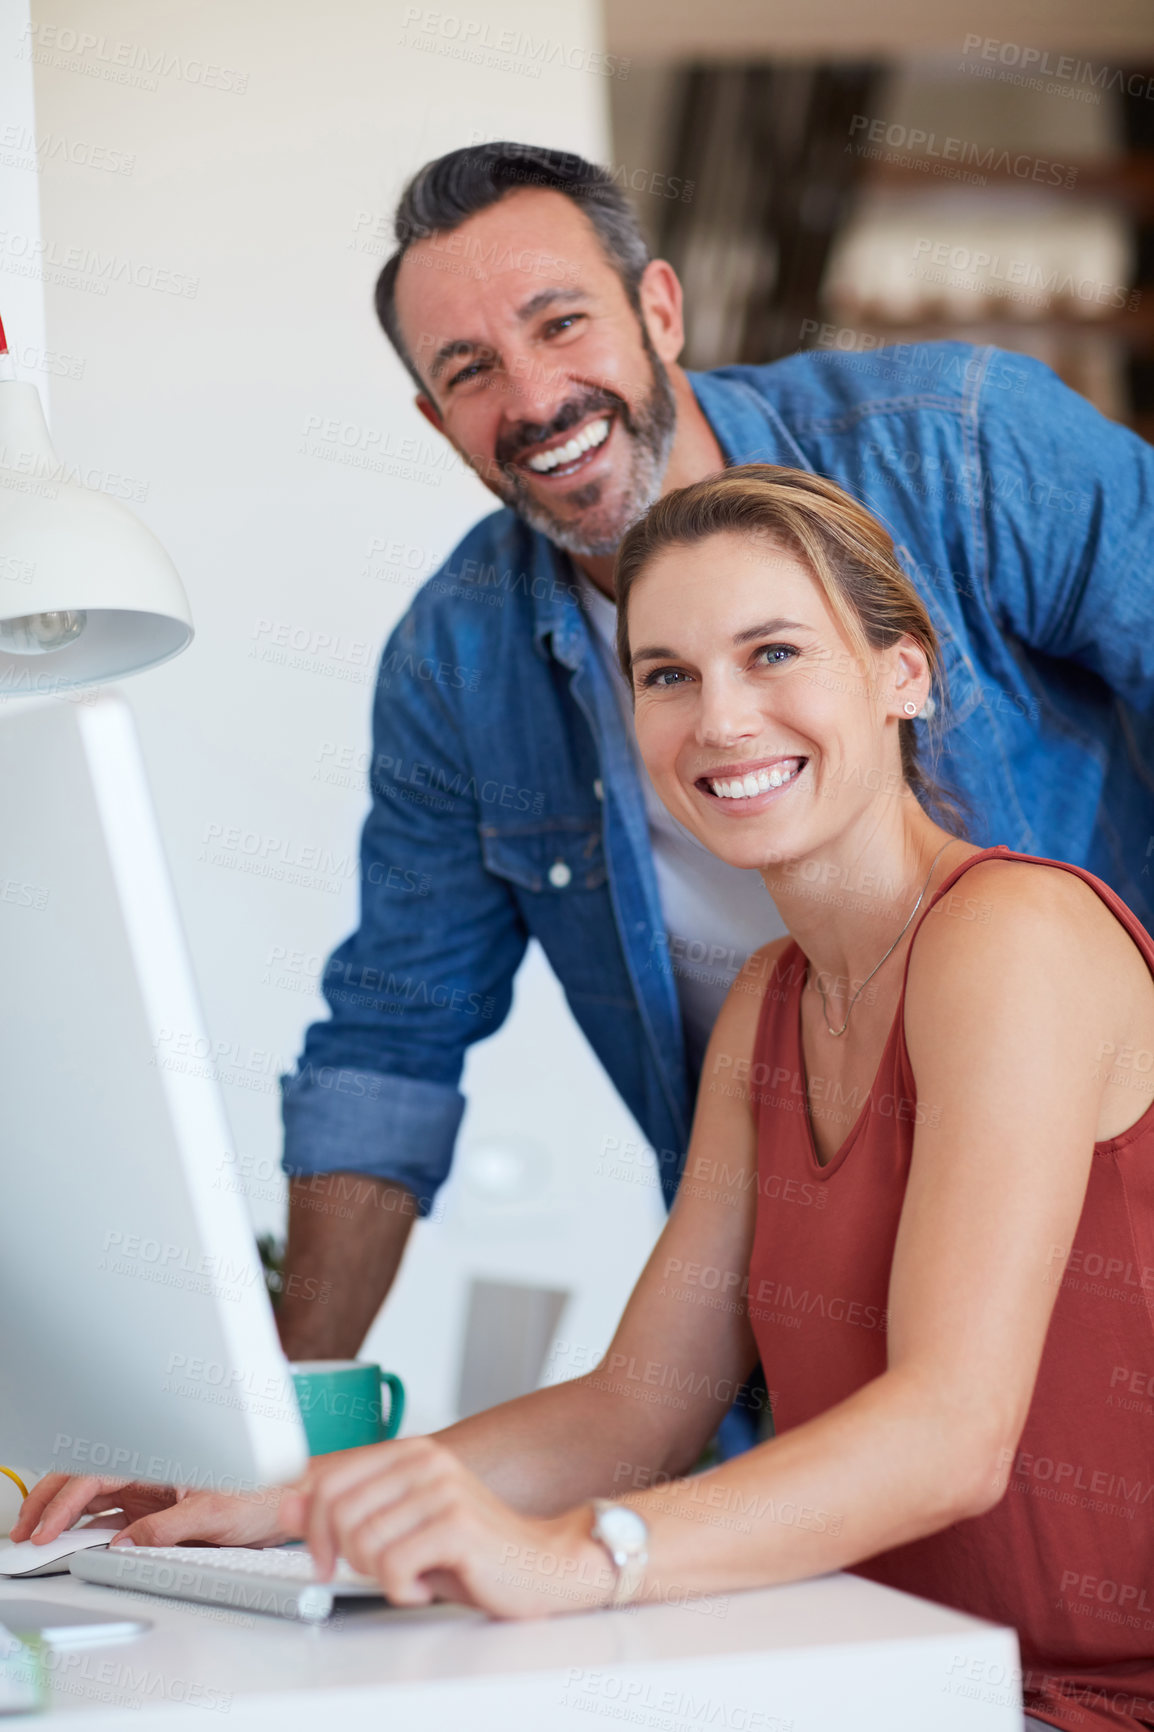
[276,144,1154,1448]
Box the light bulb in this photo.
[0,609,87,655]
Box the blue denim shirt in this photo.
[282,342,1154,1210]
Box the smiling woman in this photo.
[613,463,965,839]
[17,472,1154,1732]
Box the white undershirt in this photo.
[580,578,787,1079]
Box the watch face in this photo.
[597,1505,648,1552]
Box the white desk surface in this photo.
[1,1566,1024,1730]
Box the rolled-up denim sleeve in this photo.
[281,1069,465,1213]
[281,583,529,1213]
[976,348,1154,712]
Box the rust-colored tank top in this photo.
[748,847,1154,1732]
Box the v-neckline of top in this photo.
[791,845,1007,1176]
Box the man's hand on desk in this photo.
[11,1475,291,1550]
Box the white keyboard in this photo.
[69,1544,385,1622]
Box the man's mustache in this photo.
[495,389,627,470]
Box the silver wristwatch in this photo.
[589,1499,649,1606]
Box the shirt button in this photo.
[593,778,604,801]
[548,860,572,889]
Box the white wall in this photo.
[0,0,46,394]
[22,0,665,1433]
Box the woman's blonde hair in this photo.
[613,463,967,835]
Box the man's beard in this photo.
[484,323,678,561]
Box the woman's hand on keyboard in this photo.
[12,1477,290,1550]
[278,1438,614,1619]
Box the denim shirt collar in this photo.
[531,535,590,668]
[686,366,812,470]
[530,367,811,659]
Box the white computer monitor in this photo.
[0,691,307,1490]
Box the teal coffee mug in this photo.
[290,1360,406,1456]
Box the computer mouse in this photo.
[0,1528,122,1577]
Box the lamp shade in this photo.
[0,381,193,694]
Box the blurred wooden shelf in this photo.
[865,152,1154,214]
[822,296,1154,350]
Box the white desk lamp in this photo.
[0,316,193,694]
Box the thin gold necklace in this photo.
[809,840,954,1038]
